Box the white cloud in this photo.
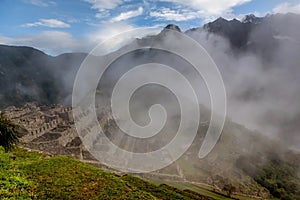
[83,0,123,10]
[84,0,126,19]
[150,7,199,21]
[0,31,81,55]
[25,0,48,7]
[0,23,160,55]
[159,0,251,17]
[67,18,80,23]
[86,23,135,43]
[95,10,110,18]
[85,22,160,55]
[24,0,56,7]
[22,19,70,28]
[111,7,143,22]
[83,0,252,22]
[273,2,300,14]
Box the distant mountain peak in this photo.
[164,24,181,32]
[242,14,262,24]
[215,17,228,22]
[201,15,254,48]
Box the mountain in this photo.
[187,13,300,57]
[4,101,300,199]
[164,24,182,32]
[1,13,299,109]
[0,45,86,109]
[203,17,254,48]
[1,13,300,199]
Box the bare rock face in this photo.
[242,14,263,24]
[164,24,181,32]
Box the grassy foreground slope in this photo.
[0,147,214,200]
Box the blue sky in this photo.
[0,0,299,54]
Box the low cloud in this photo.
[273,2,300,14]
[187,15,300,149]
[0,23,161,55]
[22,19,70,28]
[0,31,81,55]
[85,22,160,55]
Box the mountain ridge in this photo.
[1,13,300,199]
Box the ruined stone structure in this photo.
[3,103,174,171]
[4,103,87,160]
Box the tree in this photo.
[0,113,19,152]
[223,183,236,197]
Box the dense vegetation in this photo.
[238,153,300,200]
[254,159,300,200]
[0,114,19,152]
[0,147,213,199]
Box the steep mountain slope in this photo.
[0,45,86,109]
[187,13,300,62]
[0,45,54,108]
[203,17,255,48]
[0,147,213,199]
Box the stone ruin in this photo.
[2,102,182,171]
[2,103,111,169]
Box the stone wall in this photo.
[4,103,118,172]
[21,117,60,142]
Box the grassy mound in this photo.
[0,147,213,199]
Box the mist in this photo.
[64,14,300,154]
[1,14,299,152]
[186,14,300,150]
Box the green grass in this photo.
[148,178,234,200]
[121,175,214,200]
[0,147,213,199]
[147,178,271,200]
